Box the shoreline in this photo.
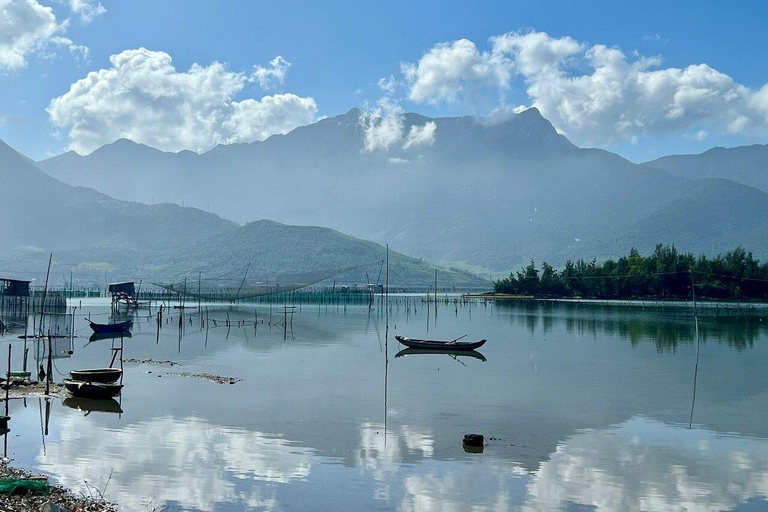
[0,458,117,512]
[463,294,768,310]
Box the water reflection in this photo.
[2,300,767,511]
[62,397,123,415]
[494,301,765,350]
[522,416,768,512]
[37,415,314,511]
[395,348,487,362]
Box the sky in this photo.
[1,0,767,162]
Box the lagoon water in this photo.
[2,297,768,512]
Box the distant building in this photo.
[0,278,30,297]
[108,281,137,306]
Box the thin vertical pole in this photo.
[386,244,389,323]
[45,332,52,395]
[39,254,53,336]
[434,269,438,304]
[5,344,11,416]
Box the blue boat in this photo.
[87,319,132,334]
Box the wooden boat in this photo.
[395,348,487,362]
[87,319,132,334]
[395,335,487,351]
[69,368,122,383]
[63,379,123,399]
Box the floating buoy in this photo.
[463,434,484,447]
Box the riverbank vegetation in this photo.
[495,245,768,300]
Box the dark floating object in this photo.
[87,319,132,334]
[463,434,485,452]
[63,397,123,414]
[69,368,122,383]
[395,348,487,362]
[395,335,487,351]
[63,379,123,399]
[89,331,132,343]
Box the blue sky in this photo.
[1,0,767,161]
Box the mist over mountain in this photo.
[0,138,484,287]
[39,109,768,272]
[643,144,768,193]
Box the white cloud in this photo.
[378,74,396,94]
[251,55,290,90]
[358,97,437,151]
[68,0,105,23]
[67,42,88,63]
[388,157,409,165]
[359,97,405,151]
[47,48,319,154]
[401,30,768,146]
[403,120,436,149]
[401,38,511,104]
[224,93,318,144]
[0,0,71,71]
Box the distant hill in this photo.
[0,138,486,288]
[39,109,768,272]
[151,220,485,287]
[643,144,768,193]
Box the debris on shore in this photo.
[124,358,180,366]
[167,372,241,385]
[0,379,65,399]
[0,461,117,512]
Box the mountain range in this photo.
[0,138,484,288]
[38,108,768,273]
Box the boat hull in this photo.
[63,379,123,399]
[70,368,122,383]
[88,320,132,334]
[395,336,487,351]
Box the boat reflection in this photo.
[395,348,487,362]
[88,331,132,343]
[62,397,123,415]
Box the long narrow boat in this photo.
[63,379,123,399]
[395,335,487,351]
[87,319,132,334]
[70,368,122,383]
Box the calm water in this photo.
[2,297,768,512]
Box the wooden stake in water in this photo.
[45,332,52,396]
[5,344,11,416]
[39,254,53,337]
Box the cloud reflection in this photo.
[523,416,768,512]
[37,415,313,511]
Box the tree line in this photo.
[494,245,768,300]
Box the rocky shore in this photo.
[0,461,117,512]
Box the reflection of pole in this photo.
[44,398,50,436]
[689,270,700,429]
